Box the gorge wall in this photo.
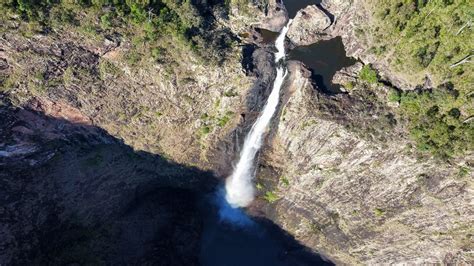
[1,0,472,264]
[254,0,473,264]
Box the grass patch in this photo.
[224,89,239,97]
[388,88,401,102]
[374,208,385,217]
[264,191,279,203]
[198,125,211,138]
[344,81,355,90]
[217,111,234,127]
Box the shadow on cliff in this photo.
[0,98,332,265]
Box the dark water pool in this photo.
[199,190,332,266]
[258,28,280,44]
[285,0,322,18]
[288,37,357,93]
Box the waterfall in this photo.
[225,20,292,208]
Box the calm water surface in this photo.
[289,37,357,93]
[285,0,322,18]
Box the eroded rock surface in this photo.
[257,62,473,264]
[287,5,332,46]
[332,62,363,87]
[0,98,214,264]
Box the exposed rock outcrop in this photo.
[220,0,288,33]
[331,62,363,87]
[258,62,473,264]
[287,5,332,46]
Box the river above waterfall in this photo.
[285,0,322,18]
[289,37,357,93]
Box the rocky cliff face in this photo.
[255,0,473,264]
[0,95,216,264]
[1,0,472,265]
[0,2,279,264]
[257,62,472,264]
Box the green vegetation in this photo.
[280,176,290,186]
[344,81,355,90]
[365,0,473,159]
[199,125,211,135]
[367,0,473,88]
[457,166,470,178]
[217,111,234,127]
[388,89,401,102]
[2,0,235,64]
[398,86,473,159]
[359,64,379,84]
[374,208,385,217]
[263,191,279,203]
[224,89,239,97]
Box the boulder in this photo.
[332,62,363,86]
[287,5,332,46]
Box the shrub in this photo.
[374,208,385,217]
[388,89,401,102]
[359,64,378,84]
[217,111,233,127]
[224,90,238,97]
[264,191,279,203]
[199,125,211,136]
[344,81,354,90]
[100,13,112,29]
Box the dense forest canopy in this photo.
[365,0,473,158]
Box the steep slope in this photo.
[0,0,286,172]
[1,0,473,264]
[253,0,473,264]
[0,96,215,264]
[257,62,473,264]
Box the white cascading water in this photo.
[225,19,293,208]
